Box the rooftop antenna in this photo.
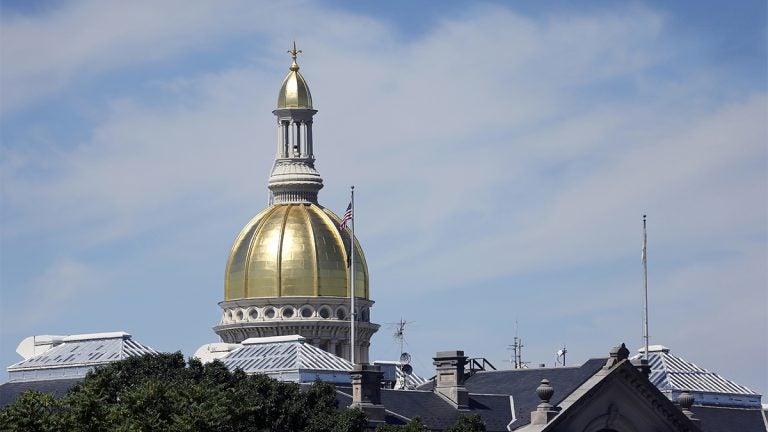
[506,321,528,369]
[393,319,411,359]
[555,345,567,367]
[392,319,413,389]
[642,214,650,360]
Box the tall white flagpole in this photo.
[642,214,649,360]
[350,186,356,364]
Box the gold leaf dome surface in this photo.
[276,61,313,109]
[224,203,368,300]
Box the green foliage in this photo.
[445,414,486,432]
[0,352,367,432]
[376,414,487,432]
[0,390,61,432]
[376,416,429,431]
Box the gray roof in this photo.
[335,386,515,432]
[0,378,82,408]
[632,345,761,408]
[219,335,353,384]
[462,358,607,430]
[7,332,157,383]
[392,359,607,431]
[693,405,768,432]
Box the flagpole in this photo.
[642,214,649,360]
[350,186,356,364]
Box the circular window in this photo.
[249,309,259,320]
[361,308,370,322]
[264,308,276,319]
[282,307,294,318]
[301,307,313,318]
[236,310,244,321]
[225,310,233,321]
[319,307,331,319]
[336,308,347,320]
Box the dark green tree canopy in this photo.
[1,353,487,432]
[0,352,365,432]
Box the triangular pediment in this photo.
[524,360,700,432]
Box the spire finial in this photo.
[287,41,302,71]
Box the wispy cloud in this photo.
[1,258,103,331]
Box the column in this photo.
[295,121,302,156]
[306,121,313,157]
[282,121,290,157]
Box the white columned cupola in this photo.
[268,42,323,204]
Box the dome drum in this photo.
[214,297,379,362]
[217,297,375,324]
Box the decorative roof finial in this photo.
[288,41,302,71]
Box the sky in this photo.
[1,0,766,396]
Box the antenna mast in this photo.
[642,214,649,360]
[393,319,413,389]
[556,345,567,367]
[394,319,408,358]
[507,321,527,369]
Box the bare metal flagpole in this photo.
[350,186,356,364]
[642,214,649,360]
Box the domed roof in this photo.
[224,203,368,300]
[276,58,313,109]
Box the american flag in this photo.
[340,202,353,230]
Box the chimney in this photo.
[433,350,469,409]
[604,343,630,369]
[350,364,385,424]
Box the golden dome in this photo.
[276,58,313,109]
[224,203,368,300]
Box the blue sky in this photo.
[1,0,766,396]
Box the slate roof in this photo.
[354,358,607,431]
[463,358,606,421]
[0,378,82,408]
[693,405,768,432]
[335,386,515,432]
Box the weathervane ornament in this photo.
[288,41,302,71]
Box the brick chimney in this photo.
[350,364,385,424]
[433,350,469,409]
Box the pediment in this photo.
[531,361,699,432]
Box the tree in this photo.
[0,353,367,432]
[376,414,487,432]
[0,390,61,432]
[376,416,429,432]
[445,414,486,432]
